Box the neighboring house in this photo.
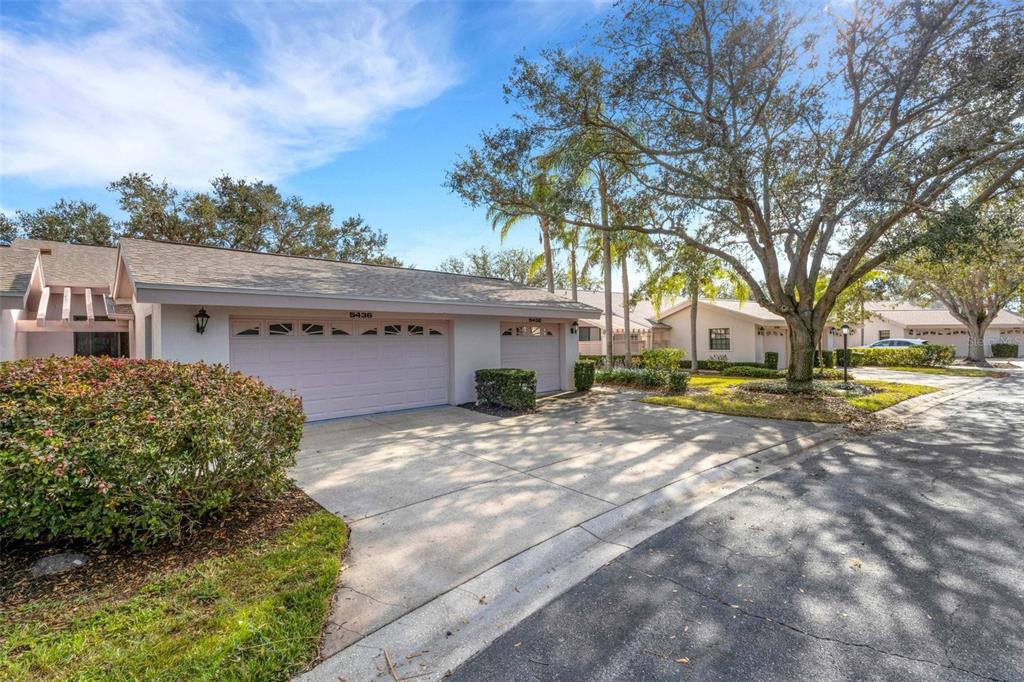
[562,289,671,357]
[567,296,1024,366]
[1,238,599,420]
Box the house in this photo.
[560,289,671,356]
[1,238,599,420]
[571,297,1024,366]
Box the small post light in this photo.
[840,324,851,384]
[195,308,210,335]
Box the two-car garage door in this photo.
[229,318,449,421]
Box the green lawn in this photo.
[1,512,348,682]
[862,365,1002,378]
[645,376,937,423]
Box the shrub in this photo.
[595,367,669,389]
[721,366,785,378]
[739,380,835,395]
[0,357,304,549]
[476,368,537,412]
[815,350,835,368]
[834,348,861,367]
[839,345,956,368]
[764,351,779,370]
[574,360,596,391]
[667,371,690,394]
[696,360,767,371]
[579,354,630,368]
[920,344,956,366]
[814,368,847,380]
[638,347,686,371]
[991,343,1019,358]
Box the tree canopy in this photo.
[3,173,403,266]
[448,0,1024,384]
[438,245,583,289]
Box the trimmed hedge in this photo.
[721,366,785,378]
[992,343,1019,358]
[815,350,835,368]
[814,368,848,380]
[580,354,632,368]
[667,371,691,394]
[476,368,537,411]
[0,357,304,549]
[595,367,669,389]
[574,360,596,391]
[836,344,955,368]
[764,351,779,370]
[696,360,767,371]
[638,348,686,372]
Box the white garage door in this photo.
[500,322,561,393]
[229,318,449,421]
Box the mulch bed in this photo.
[0,485,323,614]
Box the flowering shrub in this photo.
[0,357,304,549]
[638,348,686,372]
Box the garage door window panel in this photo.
[330,322,353,336]
[269,322,294,336]
[359,323,379,336]
[301,322,325,336]
[232,321,262,337]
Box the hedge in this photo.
[835,344,955,368]
[574,360,596,391]
[696,359,767,371]
[0,357,304,549]
[579,354,632,368]
[764,351,779,370]
[638,348,686,372]
[721,366,785,378]
[992,343,1019,358]
[595,367,670,389]
[815,350,835,368]
[667,371,691,394]
[476,368,537,411]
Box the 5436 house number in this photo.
[349,311,373,319]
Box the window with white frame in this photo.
[578,326,601,342]
[329,322,352,336]
[301,322,324,336]
[232,321,261,336]
[878,330,891,340]
[268,322,293,336]
[709,328,730,350]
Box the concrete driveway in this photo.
[293,389,831,679]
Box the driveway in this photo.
[450,376,1023,681]
[291,389,830,678]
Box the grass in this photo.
[644,376,938,423]
[0,512,348,682]
[861,365,1003,378]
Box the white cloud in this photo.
[0,0,459,188]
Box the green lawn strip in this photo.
[1,511,348,682]
[862,365,1001,378]
[644,377,938,423]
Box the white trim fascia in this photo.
[658,298,782,325]
[132,283,601,319]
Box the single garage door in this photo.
[230,318,449,420]
[500,322,561,393]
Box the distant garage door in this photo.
[500,322,561,393]
[229,318,449,421]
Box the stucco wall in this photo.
[450,317,502,405]
[659,305,759,364]
[858,318,906,346]
[27,331,74,358]
[560,322,578,390]
[0,309,26,361]
[157,304,230,365]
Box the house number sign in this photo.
[349,311,373,319]
[528,317,542,323]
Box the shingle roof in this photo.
[0,246,37,296]
[659,298,785,324]
[120,239,600,314]
[866,302,1024,327]
[556,289,666,330]
[11,239,117,287]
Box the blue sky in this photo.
[0,0,614,269]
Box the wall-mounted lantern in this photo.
[570,320,579,335]
[195,308,210,335]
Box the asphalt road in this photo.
[450,375,1024,681]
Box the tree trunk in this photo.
[785,318,818,388]
[569,249,578,301]
[689,286,699,372]
[599,171,614,368]
[965,318,992,364]
[620,251,632,366]
[540,218,555,294]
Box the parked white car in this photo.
[859,338,928,348]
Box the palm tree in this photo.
[611,228,653,366]
[553,220,586,301]
[487,172,558,293]
[644,245,748,372]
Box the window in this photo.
[501,326,514,336]
[330,322,352,336]
[709,328,731,350]
[301,323,324,336]
[407,324,424,336]
[428,327,444,336]
[359,323,378,336]
[878,330,891,340]
[578,327,601,342]
[268,322,293,336]
[383,324,402,336]
[75,332,129,358]
[232,321,261,336]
